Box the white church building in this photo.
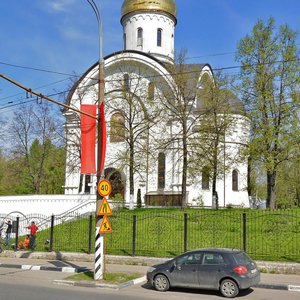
[63,0,250,209]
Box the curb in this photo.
[0,263,88,273]
[53,275,147,289]
[257,283,300,292]
[257,283,288,290]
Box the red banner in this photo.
[80,104,97,174]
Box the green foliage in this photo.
[0,140,65,195]
[0,102,65,195]
[111,193,125,210]
[236,17,300,208]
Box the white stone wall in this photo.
[0,194,96,216]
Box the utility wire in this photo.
[1,57,299,111]
[0,73,97,119]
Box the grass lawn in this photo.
[26,208,300,262]
[65,271,142,284]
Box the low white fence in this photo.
[0,194,96,217]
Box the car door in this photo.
[197,252,227,289]
[169,252,202,288]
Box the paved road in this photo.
[1,267,300,300]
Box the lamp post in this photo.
[86,0,105,280]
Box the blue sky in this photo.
[1,0,300,115]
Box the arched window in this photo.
[157,28,162,47]
[123,33,126,50]
[202,166,210,190]
[137,27,143,47]
[232,170,239,191]
[110,112,125,143]
[148,82,155,102]
[123,74,130,92]
[158,152,165,189]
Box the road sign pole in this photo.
[95,179,113,280]
[94,225,104,280]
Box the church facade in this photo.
[63,0,250,208]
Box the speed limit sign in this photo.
[97,179,112,197]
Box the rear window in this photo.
[233,252,252,265]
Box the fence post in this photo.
[243,212,247,252]
[49,215,55,252]
[14,217,19,252]
[88,214,93,254]
[184,213,188,252]
[132,215,137,257]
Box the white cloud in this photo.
[47,0,76,13]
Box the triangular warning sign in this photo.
[97,197,112,216]
[99,215,112,233]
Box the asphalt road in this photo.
[0,267,299,300]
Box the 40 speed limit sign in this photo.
[97,179,112,197]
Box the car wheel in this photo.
[153,274,170,292]
[220,279,239,298]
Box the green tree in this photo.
[7,103,64,194]
[236,18,300,209]
[191,71,248,208]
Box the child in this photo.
[18,235,30,250]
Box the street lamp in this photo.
[86,0,105,281]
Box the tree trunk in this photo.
[129,132,135,210]
[267,171,276,209]
[181,133,188,208]
[212,170,218,209]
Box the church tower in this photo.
[121,0,177,63]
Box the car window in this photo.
[202,253,225,265]
[233,252,252,265]
[176,253,203,265]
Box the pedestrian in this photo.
[5,220,12,246]
[27,221,38,250]
[18,235,30,250]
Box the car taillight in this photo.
[233,266,248,275]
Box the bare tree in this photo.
[191,71,248,208]
[105,62,162,206]
[155,51,208,207]
[9,102,63,194]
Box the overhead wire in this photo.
[1,55,299,112]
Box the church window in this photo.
[123,33,126,50]
[158,152,165,189]
[123,74,130,92]
[148,82,155,102]
[157,28,162,47]
[110,112,125,143]
[202,166,210,190]
[84,175,91,193]
[137,27,143,47]
[232,170,239,191]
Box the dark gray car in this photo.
[146,248,260,298]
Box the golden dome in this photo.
[121,0,177,21]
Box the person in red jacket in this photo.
[27,221,38,250]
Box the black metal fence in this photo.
[1,209,300,261]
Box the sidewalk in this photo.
[0,251,299,292]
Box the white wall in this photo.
[0,194,96,217]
